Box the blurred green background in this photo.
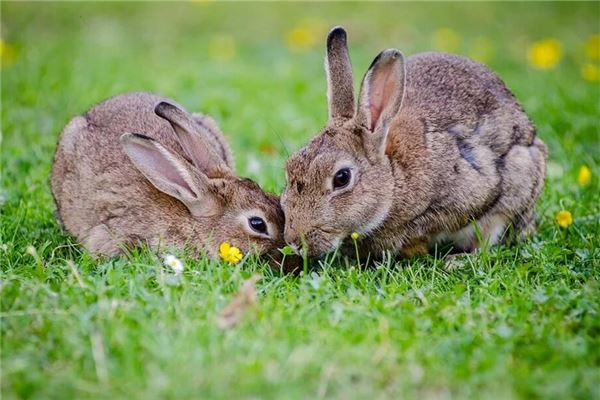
[3,2,598,194]
[1,2,599,399]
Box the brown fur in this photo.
[51,92,289,263]
[282,27,547,258]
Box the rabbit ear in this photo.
[154,102,231,176]
[326,26,355,120]
[121,133,221,218]
[356,49,406,148]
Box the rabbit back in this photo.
[387,53,546,250]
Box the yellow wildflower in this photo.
[0,38,6,59]
[0,37,16,68]
[219,242,243,264]
[581,63,599,81]
[208,35,236,61]
[577,165,592,187]
[555,210,573,228]
[351,232,360,241]
[585,34,600,60]
[285,18,326,52]
[433,28,460,53]
[527,39,562,70]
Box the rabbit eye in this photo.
[332,168,351,189]
[248,216,268,235]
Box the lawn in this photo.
[1,2,599,399]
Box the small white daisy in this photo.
[163,254,184,275]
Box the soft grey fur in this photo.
[282,27,547,258]
[51,92,286,260]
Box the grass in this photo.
[1,2,599,399]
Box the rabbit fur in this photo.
[281,27,547,258]
[51,92,287,261]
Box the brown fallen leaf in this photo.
[217,274,261,330]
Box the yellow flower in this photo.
[527,39,562,70]
[208,35,236,61]
[351,232,360,241]
[285,18,326,53]
[433,28,460,53]
[219,242,243,264]
[581,63,600,82]
[0,37,16,68]
[555,210,573,228]
[0,38,6,58]
[585,34,600,60]
[577,165,592,187]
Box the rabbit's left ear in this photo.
[154,102,231,177]
[356,49,406,151]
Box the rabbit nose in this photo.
[284,229,302,255]
[288,242,302,256]
[284,237,302,255]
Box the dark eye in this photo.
[248,216,268,235]
[332,168,351,189]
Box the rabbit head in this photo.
[122,102,288,264]
[282,27,406,257]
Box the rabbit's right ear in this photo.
[121,133,221,218]
[326,26,355,120]
[355,49,406,154]
[154,102,231,177]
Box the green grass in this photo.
[1,2,599,399]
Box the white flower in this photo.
[163,254,184,275]
[246,154,261,175]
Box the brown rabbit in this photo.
[51,92,289,264]
[282,27,547,258]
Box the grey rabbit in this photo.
[281,27,547,259]
[51,92,290,264]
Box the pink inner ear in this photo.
[128,142,195,197]
[368,63,396,131]
[369,100,382,132]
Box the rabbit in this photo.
[281,26,547,259]
[51,92,293,266]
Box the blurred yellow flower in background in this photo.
[219,242,243,264]
[0,38,7,58]
[555,210,573,228]
[577,165,592,187]
[527,39,562,70]
[433,28,460,53]
[0,37,16,68]
[351,232,360,241]
[585,34,600,60]
[285,18,327,52]
[580,63,599,81]
[208,35,236,61]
